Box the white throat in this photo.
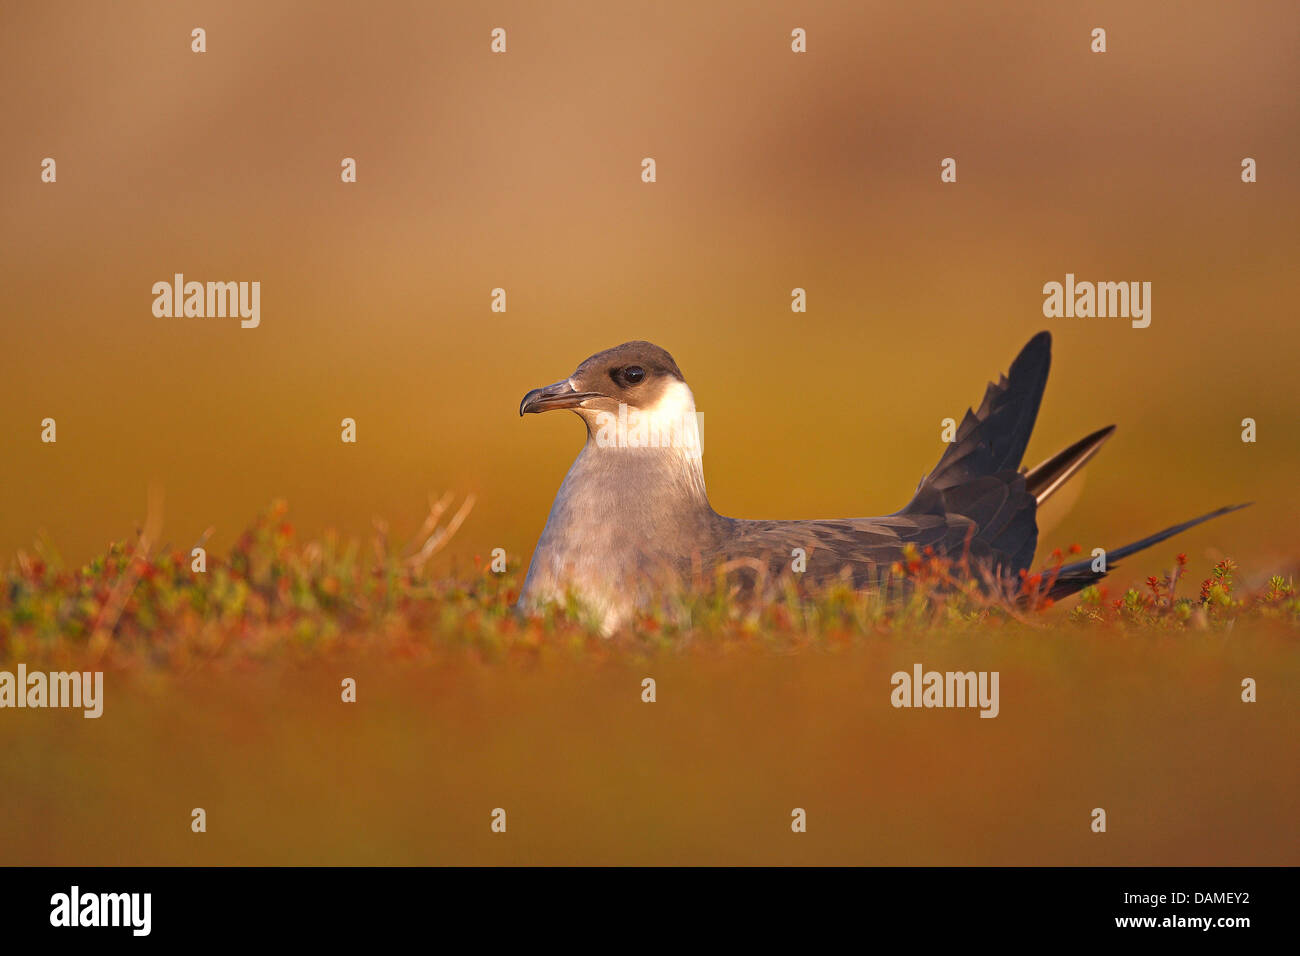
[580,380,708,504]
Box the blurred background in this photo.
[5,638,1299,865]
[2,0,1297,575]
[2,0,1297,870]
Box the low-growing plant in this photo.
[1,500,1294,669]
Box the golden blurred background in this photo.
[3,636,1297,865]
[1,0,1296,574]
[1,2,1297,868]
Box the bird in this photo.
[517,332,1247,632]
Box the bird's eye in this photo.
[621,366,646,385]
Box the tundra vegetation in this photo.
[1,499,1295,670]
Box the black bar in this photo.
[0,866,1283,942]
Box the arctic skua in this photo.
[518,333,1247,631]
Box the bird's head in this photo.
[519,341,700,452]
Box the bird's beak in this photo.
[519,379,602,416]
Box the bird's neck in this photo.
[570,438,712,518]
[575,382,710,514]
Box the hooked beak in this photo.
[519,379,602,416]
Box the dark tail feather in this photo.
[1039,503,1253,601]
[919,331,1052,494]
[902,333,1052,569]
[1024,425,1116,505]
